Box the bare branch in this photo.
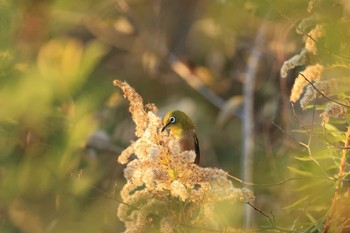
[272,121,308,147]
[246,201,274,226]
[167,54,225,109]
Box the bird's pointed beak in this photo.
[161,122,171,132]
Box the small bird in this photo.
[161,110,200,165]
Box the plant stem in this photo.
[322,126,350,232]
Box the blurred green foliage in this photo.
[0,1,117,232]
[0,37,112,233]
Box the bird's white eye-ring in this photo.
[169,116,176,124]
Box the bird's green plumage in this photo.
[162,110,200,164]
[162,110,195,134]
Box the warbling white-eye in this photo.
[161,110,200,165]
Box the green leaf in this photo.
[283,195,309,209]
[309,220,325,232]
[324,123,346,139]
[291,129,309,133]
[294,156,313,161]
[294,155,333,161]
[305,211,317,223]
[294,179,329,192]
[288,166,314,177]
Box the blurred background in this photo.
[1,0,349,232]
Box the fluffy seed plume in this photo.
[113,80,157,138]
[113,80,254,232]
[305,24,324,54]
[320,102,347,126]
[296,16,315,35]
[307,0,320,13]
[280,49,309,79]
[290,64,324,103]
[300,80,334,109]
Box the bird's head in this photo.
[161,110,195,137]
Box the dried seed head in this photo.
[320,102,347,126]
[113,80,254,232]
[290,64,324,103]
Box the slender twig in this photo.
[246,201,274,226]
[307,97,321,167]
[290,103,331,178]
[272,121,309,147]
[227,174,333,187]
[298,73,350,108]
[246,202,296,232]
[251,203,308,233]
[271,211,276,226]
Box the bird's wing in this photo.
[193,130,200,165]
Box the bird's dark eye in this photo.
[169,116,176,124]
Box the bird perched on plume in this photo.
[162,110,200,165]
